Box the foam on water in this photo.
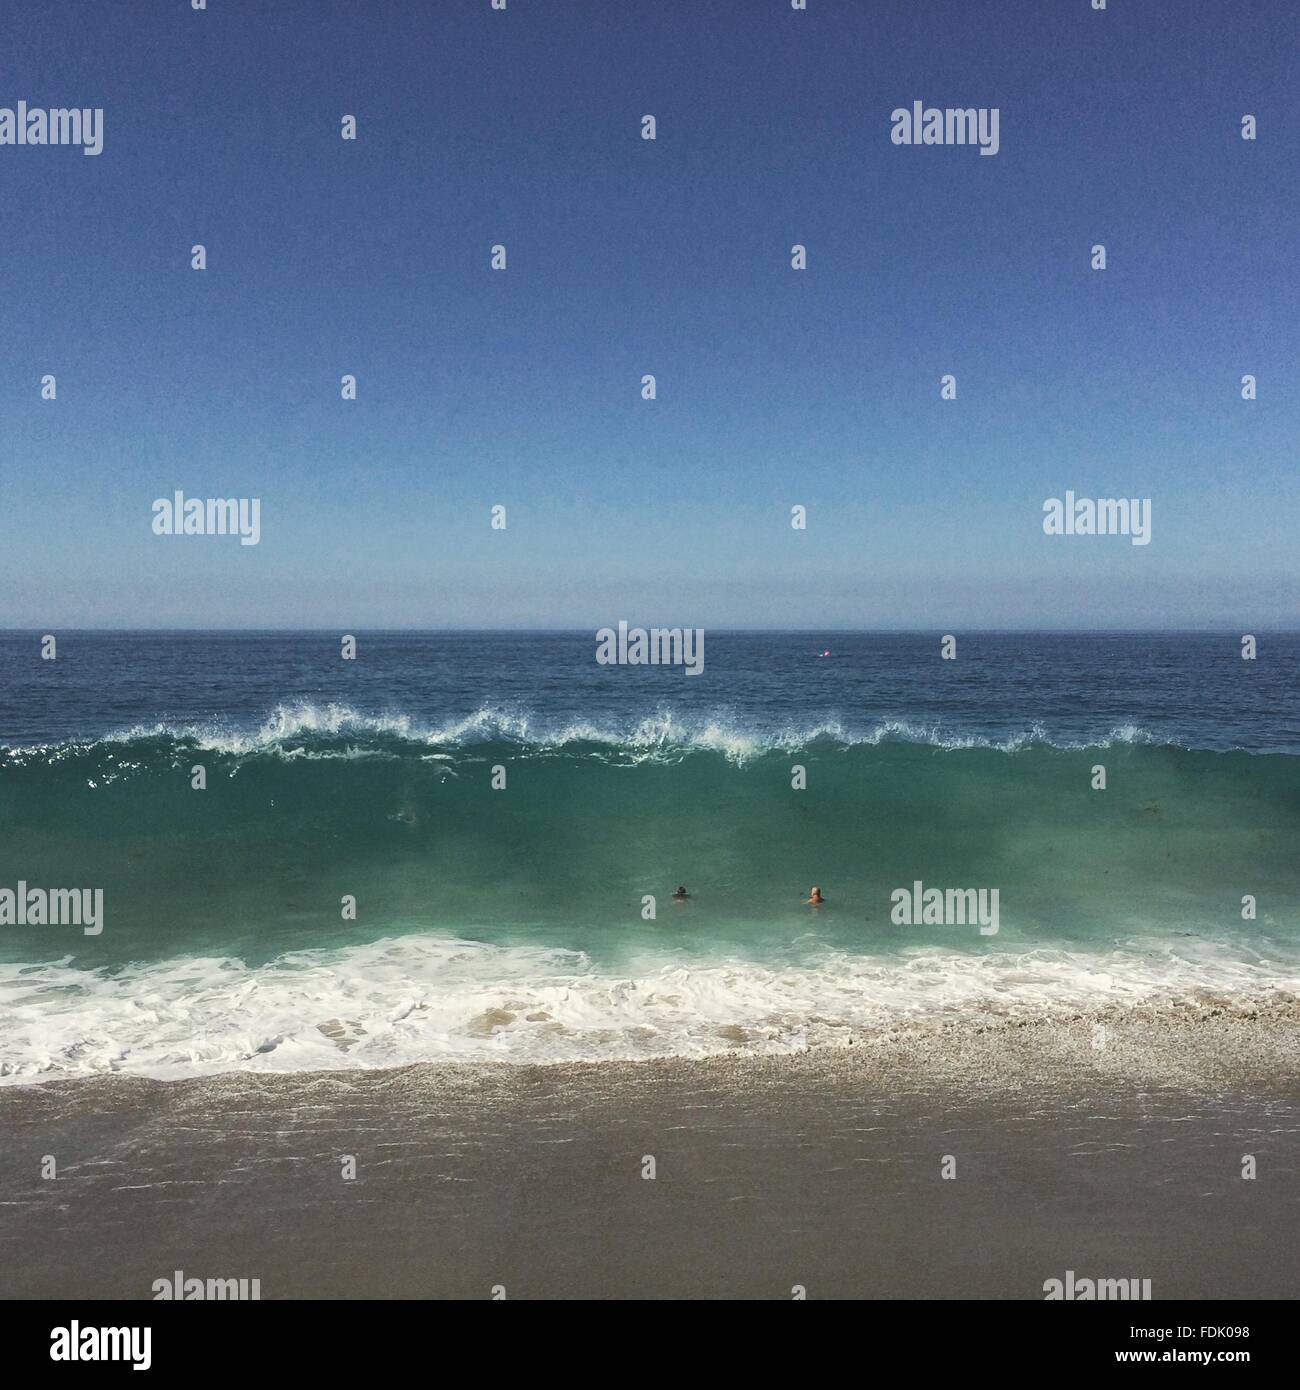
[2,700,1177,764]
[2,932,1296,1084]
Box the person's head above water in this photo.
[673,885,689,899]
[806,885,824,904]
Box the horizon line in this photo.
[3,627,1296,637]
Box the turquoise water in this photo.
[1,631,1297,1079]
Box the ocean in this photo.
[2,630,1298,1083]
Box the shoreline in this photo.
[2,989,1298,1094]
[2,1006,1297,1299]
[5,973,1295,1089]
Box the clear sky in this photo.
[1,0,1296,629]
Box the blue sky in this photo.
[1,0,1296,628]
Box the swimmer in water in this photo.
[804,886,824,905]
[672,885,690,901]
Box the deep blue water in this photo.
[2,630,1297,751]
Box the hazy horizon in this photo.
[6,624,1300,636]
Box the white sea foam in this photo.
[4,701,1176,763]
[1,934,1295,1085]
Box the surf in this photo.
[2,931,1297,1084]
[1,712,1297,970]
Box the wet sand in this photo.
[1,1003,1297,1299]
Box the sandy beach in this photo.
[2,1001,1296,1300]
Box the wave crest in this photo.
[2,701,1172,764]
